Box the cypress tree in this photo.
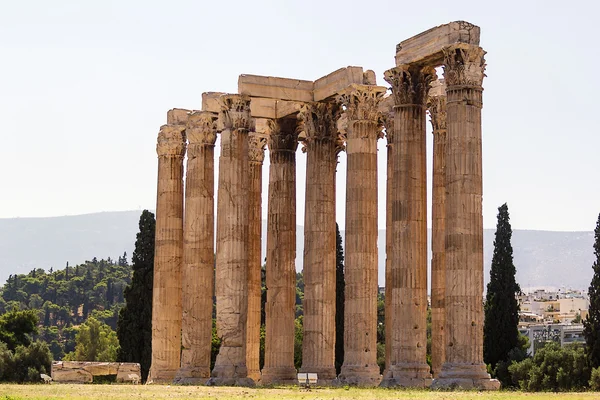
[117,210,155,382]
[335,223,345,374]
[584,213,600,368]
[484,203,521,370]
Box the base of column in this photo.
[208,364,254,386]
[247,369,261,382]
[335,364,381,387]
[206,377,256,387]
[147,367,178,384]
[380,362,432,387]
[173,366,211,384]
[260,366,297,385]
[299,365,337,386]
[431,362,500,390]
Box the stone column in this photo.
[337,84,385,386]
[432,44,499,390]
[149,123,186,383]
[261,118,298,385]
[381,65,435,387]
[427,80,447,378]
[298,103,342,382]
[209,95,254,386]
[175,111,218,383]
[247,133,267,382]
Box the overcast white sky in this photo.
[1,0,598,232]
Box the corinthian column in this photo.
[427,80,447,379]
[381,65,435,387]
[261,119,298,385]
[209,95,254,386]
[298,103,342,383]
[432,44,499,390]
[175,111,218,383]
[247,133,267,382]
[149,123,186,383]
[336,84,385,386]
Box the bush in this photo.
[590,367,600,390]
[507,342,590,391]
[0,340,52,382]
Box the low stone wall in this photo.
[51,361,141,384]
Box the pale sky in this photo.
[1,0,598,232]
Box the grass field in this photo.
[0,385,599,400]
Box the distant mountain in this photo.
[0,211,595,290]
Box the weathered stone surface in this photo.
[52,362,141,384]
[298,103,341,382]
[428,79,447,378]
[167,108,192,125]
[434,43,496,390]
[313,67,365,101]
[395,21,480,66]
[210,95,254,386]
[336,85,385,387]
[381,65,434,388]
[150,122,186,383]
[261,118,299,385]
[246,133,267,382]
[239,75,313,102]
[176,111,218,384]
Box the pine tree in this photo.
[335,223,345,374]
[584,213,600,368]
[117,210,155,382]
[484,203,521,370]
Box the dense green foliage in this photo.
[117,210,155,381]
[584,213,600,368]
[335,223,345,375]
[0,309,38,351]
[64,317,119,362]
[484,203,521,371]
[508,343,590,391]
[0,255,131,360]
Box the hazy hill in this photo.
[0,211,595,290]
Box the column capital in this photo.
[427,96,447,135]
[384,65,437,107]
[248,134,267,164]
[267,119,298,153]
[442,43,486,87]
[220,94,251,131]
[380,111,395,145]
[186,111,218,147]
[336,84,386,122]
[298,102,344,153]
[157,124,186,157]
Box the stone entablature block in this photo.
[51,361,141,384]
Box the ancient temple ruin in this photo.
[149,21,499,389]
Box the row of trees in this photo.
[483,204,600,391]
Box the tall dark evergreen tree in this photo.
[117,210,155,382]
[484,203,521,370]
[335,223,345,374]
[584,213,600,368]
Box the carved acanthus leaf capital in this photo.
[248,134,267,164]
[384,65,437,106]
[156,124,186,157]
[336,84,386,122]
[297,102,344,153]
[266,119,298,153]
[442,44,486,87]
[186,111,218,146]
[380,111,395,144]
[427,95,447,134]
[219,94,251,131]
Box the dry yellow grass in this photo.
[0,385,600,400]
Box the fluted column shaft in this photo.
[381,66,435,387]
[428,83,447,378]
[176,112,218,383]
[299,103,341,381]
[434,44,498,390]
[383,112,394,373]
[150,124,186,383]
[247,134,266,382]
[210,95,253,386]
[262,119,298,385]
[337,85,385,386]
